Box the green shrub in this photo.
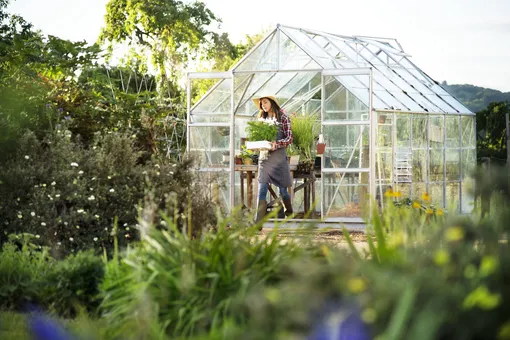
[0,237,53,311]
[99,212,311,339]
[0,128,216,255]
[43,250,104,317]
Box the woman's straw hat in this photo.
[251,95,279,109]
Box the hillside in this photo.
[442,83,510,113]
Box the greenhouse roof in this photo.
[227,24,473,115]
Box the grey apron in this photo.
[258,127,292,188]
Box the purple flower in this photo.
[58,108,64,112]
[64,116,71,120]
[46,103,51,108]
[29,313,74,340]
[308,300,371,340]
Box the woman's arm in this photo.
[276,113,293,148]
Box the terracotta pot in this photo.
[316,143,326,155]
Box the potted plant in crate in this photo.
[240,146,255,165]
[245,117,279,161]
[286,144,300,165]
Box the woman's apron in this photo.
[258,127,292,188]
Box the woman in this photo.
[251,95,293,224]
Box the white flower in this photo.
[93,146,97,150]
[57,242,61,246]
[125,227,130,231]
[35,234,40,238]
[93,237,98,242]
[51,181,56,186]
[78,170,84,175]
[92,177,96,181]
[155,164,160,168]
[156,171,160,176]
[169,171,174,175]
[31,212,35,216]
[123,223,128,226]
[70,162,79,167]
[41,222,46,226]
[88,195,95,201]
[76,225,80,229]
[64,222,68,225]
[55,194,61,198]
[104,227,108,231]
[17,214,22,219]
[69,237,74,242]
[95,214,100,219]
[107,176,111,179]
[77,209,84,213]
[25,155,30,160]
[109,188,115,193]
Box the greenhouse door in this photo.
[320,69,375,221]
[187,72,235,213]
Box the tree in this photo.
[477,101,509,163]
[99,0,220,98]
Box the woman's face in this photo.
[260,98,272,112]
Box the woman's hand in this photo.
[271,142,277,151]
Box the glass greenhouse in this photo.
[187,24,476,222]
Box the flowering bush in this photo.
[0,128,217,255]
[246,117,279,142]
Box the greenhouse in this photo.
[186,24,476,222]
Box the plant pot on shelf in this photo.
[235,156,243,165]
[316,143,326,155]
[243,157,254,165]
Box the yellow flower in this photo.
[426,208,434,214]
[434,249,450,266]
[392,191,402,198]
[361,308,377,324]
[384,189,393,197]
[348,277,367,294]
[445,226,464,242]
[412,201,421,209]
[436,208,444,216]
[421,192,431,202]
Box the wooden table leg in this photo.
[247,170,253,209]
[304,178,310,213]
[240,171,245,207]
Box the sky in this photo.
[7,0,510,92]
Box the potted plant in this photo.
[290,114,320,172]
[286,144,300,165]
[240,146,255,165]
[245,118,279,161]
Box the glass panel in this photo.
[429,182,444,207]
[461,148,476,179]
[324,125,369,169]
[445,149,460,181]
[278,72,320,103]
[396,114,411,149]
[377,113,393,148]
[412,149,427,182]
[411,183,427,201]
[189,126,230,168]
[412,115,428,149]
[445,116,460,148]
[461,177,475,214]
[192,79,231,114]
[200,171,230,213]
[233,74,252,109]
[235,73,276,116]
[279,31,320,70]
[190,115,230,123]
[323,172,369,218]
[376,151,392,182]
[461,116,476,148]
[429,115,444,148]
[445,182,460,212]
[393,183,411,200]
[429,149,444,182]
[236,32,278,71]
[324,76,369,121]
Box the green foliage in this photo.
[289,114,320,161]
[0,236,104,317]
[476,101,509,162]
[99,0,220,90]
[246,119,279,142]
[99,214,309,339]
[0,128,216,255]
[43,250,104,317]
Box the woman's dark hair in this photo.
[257,97,283,122]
